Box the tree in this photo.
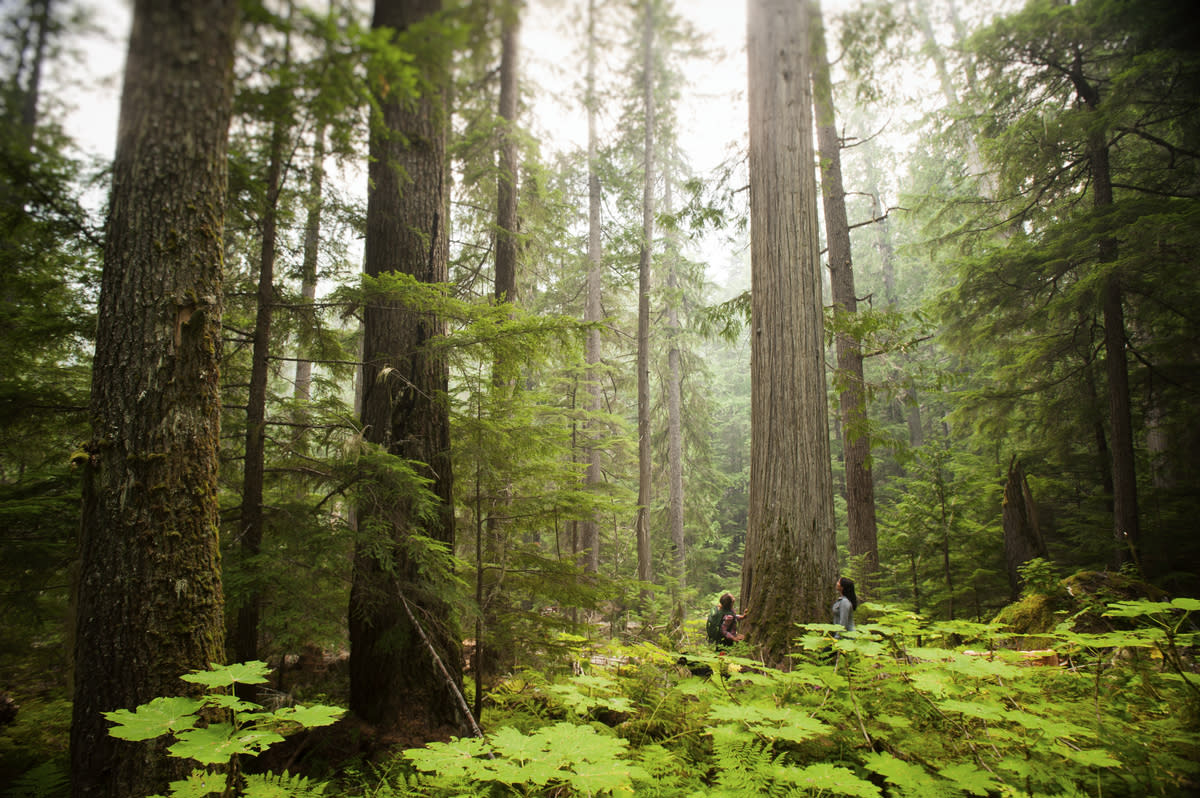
[580,0,603,575]
[348,0,464,734]
[946,0,1200,577]
[634,0,656,590]
[70,0,238,794]
[742,0,837,666]
[811,0,879,590]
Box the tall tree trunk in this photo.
[293,125,324,405]
[19,0,51,135]
[494,1,519,307]
[742,0,837,667]
[811,0,878,590]
[349,0,462,734]
[71,1,237,794]
[476,0,522,717]
[664,177,685,591]
[234,81,287,688]
[581,0,602,574]
[1072,65,1140,565]
[634,0,655,588]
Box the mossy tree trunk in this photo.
[742,0,837,668]
[70,1,238,795]
[348,0,462,734]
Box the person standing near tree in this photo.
[713,592,748,646]
[832,576,858,636]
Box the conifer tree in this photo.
[71,1,238,794]
[349,0,464,734]
[743,0,837,666]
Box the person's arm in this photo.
[721,614,742,641]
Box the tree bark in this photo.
[235,54,289,688]
[581,0,602,574]
[742,0,837,668]
[634,0,656,589]
[349,0,462,734]
[293,125,324,405]
[1071,64,1140,565]
[1002,457,1048,599]
[494,2,519,307]
[811,0,878,590]
[71,1,237,794]
[664,178,685,590]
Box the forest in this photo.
[1,0,1197,796]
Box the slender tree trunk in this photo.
[664,178,685,590]
[235,37,291,687]
[581,0,602,574]
[634,0,655,588]
[19,0,51,135]
[494,2,519,307]
[71,1,237,794]
[293,125,325,405]
[742,0,837,667]
[811,0,878,589]
[349,0,462,734]
[1072,66,1140,565]
[477,0,522,713]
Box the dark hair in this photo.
[838,577,858,610]
[719,592,734,611]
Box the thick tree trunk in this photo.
[742,0,837,668]
[634,0,655,588]
[349,0,462,734]
[70,1,237,795]
[811,0,878,589]
[581,0,602,574]
[1002,458,1048,599]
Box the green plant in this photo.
[1018,556,1061,597]
[104,661,343,797]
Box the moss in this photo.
[992,570,1169,643]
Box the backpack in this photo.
[705,605,725,644]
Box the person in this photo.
[832,576,858,636]
[716,592,747,646]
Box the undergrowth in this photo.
[346,599,1198,797]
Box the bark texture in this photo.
[1002,458,1047,599]
[664,179,686,589]
[634,0,655,587]
[811,0,878,588]
[742,0,837,668]
[1071,63,1140,564]
[581,0,602,574]
[494,3,519,306]
[71,1,237,795]
[349,0,462,734]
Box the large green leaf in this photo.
[104,696,203,741]
[179,661,271,688]
[168,723,286,765]
[781,762,881,797]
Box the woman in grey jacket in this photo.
[832,576,858,635]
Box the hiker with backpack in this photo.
[706,592,748,646]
